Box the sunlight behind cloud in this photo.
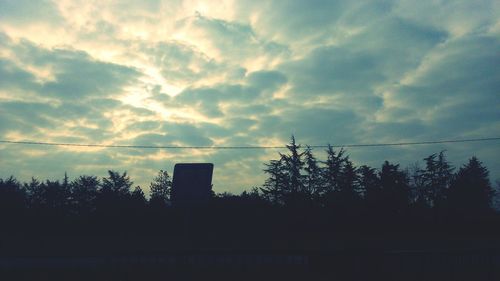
[0,0,499,192]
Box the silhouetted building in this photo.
[171,163,213,207]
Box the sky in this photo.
[0,0,499,194]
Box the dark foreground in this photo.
[1,232,499,281]
[1,249,498,281]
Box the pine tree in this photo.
[304,146,322,200]
[379,161,410,215]
[422,151,453,208]
[322,145,346,193]
[97,171,133,215]
[101,170,133,196]
[131,186,147,207]
[260,159,287,205]
[280,135,305,194]
[63,172,69,191]
[448,157,494,215]
[70,175,99,214]
[0,176,25,214]
[338,157,359,199]
[357,165,381,209]
[407,162,427,207]
[24,177,41,208]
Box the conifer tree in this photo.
[422,151,453,207]
[304,146,322,199]
[280,135,305,194]
[379,161,410,215]
[101,170,133,196]
[322,145,346,193]
[70,175,100,214]
[261,159,287,205]
[131,186,147,206]
[338,157,359,199]
[357,165,381,206]
[448,157,494,214]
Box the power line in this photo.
[0,137,499,150]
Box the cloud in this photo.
[1,36,139,101]
[0,0,62,25]
[0,58,39,93]
[379,35,500,135]
[234,0,353,44]
[172,69,287,118]
[161,122,214,146]
[37,51,138,101]
[281,16,447,100]
[394,0,497,38]
[1,0,499,191]
[141,41,223,85]
[175,12,290,69]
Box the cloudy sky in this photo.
[0,0,499,193]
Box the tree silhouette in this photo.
[70,175,99,215]
[337,157,361,205]
[28,179,69,212]
[280,135,305,196]
[379,161,410,216]
[1,136,498,273]
[448,157,495,215]
[407,162,427,208]
[97,170,133,217]
[321,145,347,207]
[0,176,25,215]
[149,170,172,208]
[131,186,147,207]
[260,159,287,205]
[304,145,323,200]
[357,165,380,202]
[101,170,132,196]
[338,157,359,194]
[421,151,454,208]
[322,145,346,193]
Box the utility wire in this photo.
[0,137,499,150]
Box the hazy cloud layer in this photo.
[1,0,499,193]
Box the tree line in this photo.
[257,136,496,218]
[0,135,498,241]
